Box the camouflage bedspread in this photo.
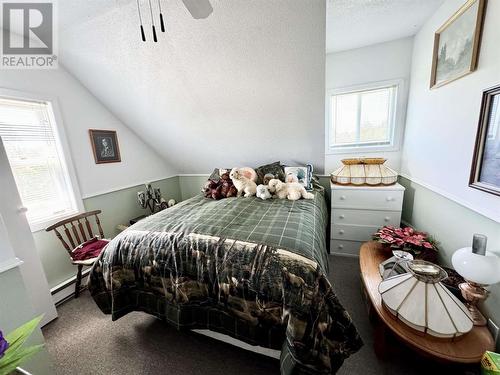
[88,189,362,374]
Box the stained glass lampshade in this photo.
[331,158,398,185]
[379,260,474,339]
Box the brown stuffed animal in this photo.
[263,173,275,185]
[203,172,237,200]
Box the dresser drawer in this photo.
[332,208,401,227]
[331,189,404,211]
[330,239,363,256]
[331,224,379,241]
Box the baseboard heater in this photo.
[50,268,91,306]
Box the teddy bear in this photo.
[256,184,272,200]
[229,168,257,197]
[268,179,314,201]
[262,173,276,185]
[285,173,299,183]
[203,172,237,200]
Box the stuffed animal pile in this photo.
[204,167,315,201]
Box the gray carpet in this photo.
[42,256,476,374]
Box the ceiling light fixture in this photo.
[136,0,146,42]
[148,0,158,42]
[158,0,165,32]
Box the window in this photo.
[487,95,499,140]
[0,95,81,231]
[327,80,404,153]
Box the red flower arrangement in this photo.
[373,226,438,260]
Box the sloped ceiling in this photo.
[327,0,444,53]
[58,0,326,174]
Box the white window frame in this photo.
[0,88,84,233]
[325,78,406,155]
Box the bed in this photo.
[88,185,362,374]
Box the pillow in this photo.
[72,237,109,261]
[208,168,232,181]
[284,164,313,190]
[255,161,285,184]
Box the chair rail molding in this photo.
[399,173,500,224]
[0,257,23,274]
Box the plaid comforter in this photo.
[89,188,362,374]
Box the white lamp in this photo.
[379,260,473,338]
[452,234,500,326]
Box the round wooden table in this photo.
[359,241,494,363]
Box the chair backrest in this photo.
[45,210,105,256]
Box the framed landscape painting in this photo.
[89,129,121,164]
[470,85,500,196]
[430,0,486,89]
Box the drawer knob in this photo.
[386,196,394,202]
[384,216,390,222]
[339,214,345,219]
[338,244,344,249]
[340,195,346,200]
[339,230,345,235]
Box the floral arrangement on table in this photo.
[0,316,44,375]
[373,226,438,262]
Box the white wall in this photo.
[0,140,57,326]
[0,66,177,199]
[57,0,326,174]
[401,0,500,223]
[325,37,414,173]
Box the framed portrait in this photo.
[470,85,500,196]
[89,129,121,164]
[430,0,486,89]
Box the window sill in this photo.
[325,144,401,155]
[29,210,81,233]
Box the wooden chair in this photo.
[46,210,108,298]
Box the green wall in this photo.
[178,175,208,201]
[399,176,500,325]
[34,176,181,288]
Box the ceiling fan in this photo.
[137,0,213,42]
[181,0,213,19]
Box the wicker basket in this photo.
[331,158,398,186]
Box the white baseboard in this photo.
[51,268,91,306]
[192,329,280,359]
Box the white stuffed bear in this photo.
[230,168,257,197]
[268,179,314,201]
[285,173,299,183]
[256,184,272,200]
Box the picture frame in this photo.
[469,84,500,196]
[88,129,121,164]
[430,0,486,89]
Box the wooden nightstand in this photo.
[330,182,405,256]
[359,241,495,363]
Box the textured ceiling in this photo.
[58,0,326,173]
[55,1,445,174]
[326,0,444,53]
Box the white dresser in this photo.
[330,182,405,256]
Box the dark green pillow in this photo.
[255,161,285,184]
